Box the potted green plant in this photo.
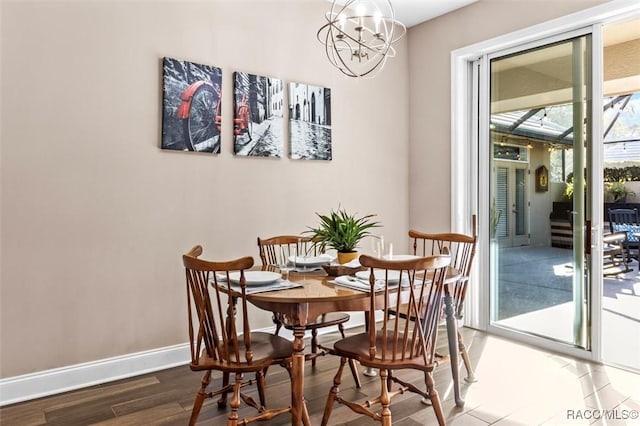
[307,207,380,264]
[607,180,635,203]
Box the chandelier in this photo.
[317,0,406,78]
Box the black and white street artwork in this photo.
[233,72,284,157]
[288,82,332,160]
[161,57,222,153]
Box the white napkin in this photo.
[292,265,324,272]
[231,279,302,294]
[333,275,424,291]
[332,275,384,292]
[228,279,303,295]
[209,275,302,294]
[341,258,361,268]
[289,253,334,264]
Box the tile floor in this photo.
[410,330,640,426]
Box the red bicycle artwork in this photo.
[161,57,223,153]
[233,92,252,143]
[162,59,272,155]
[176,80,222,151]
[176,81,253,151]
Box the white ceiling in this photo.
[388,0,478,28]
[330,0,478,28]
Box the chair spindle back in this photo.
[182,246,255,367]
[359,254,451,366]
[409,217,477,318]
[257,235,323,267]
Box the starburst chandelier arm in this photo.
[319,18,381,77]
[327,36,387,78]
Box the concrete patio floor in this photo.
[494,245,640,371]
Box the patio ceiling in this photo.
[491,92,640,146]
[491,18,640,115]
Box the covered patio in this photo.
[495,245,640,371]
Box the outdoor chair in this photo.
[608,208,640,268]
[567,209,629,275]
[603,231,630,274]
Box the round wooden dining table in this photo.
[246,267,464,425]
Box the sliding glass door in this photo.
[489,34,592,348]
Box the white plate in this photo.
[382,254,420,261]
[356,269,401,283]
[289,254,333,267]
[228,271,281,286]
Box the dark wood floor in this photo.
[2,327,639,425]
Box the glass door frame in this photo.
[487,31,595,350]
[450,1,640,361]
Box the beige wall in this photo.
[0,0,410,378]
[0,0,610,381]
[407,0,606,233]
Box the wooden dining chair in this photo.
[408,216,478,383]
[182,246,303,426]
[321,254,452,426]
[257,235,361,387]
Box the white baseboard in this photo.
[0,343,191,407]
[0,315,366,407]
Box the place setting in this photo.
[212,267,303,295]
[331,269,401,292]
[290,252,334,272]
[330,237,427,291]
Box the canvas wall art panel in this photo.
[161,57,222,153]
[288,82,332,160]
[233,72,284,157]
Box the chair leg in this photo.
[256,369,266,407]
[189,370,211,426]
[302,398,312,426]
[321,357,347,426]
[347,359,362,388]
[379,368,392,426]
[458,330,477,383]
[218,371,230,408]
[337,323,361,387]
[311,328,318,368]
[425,371,446,426]
[273,313,282,336]
[226,373,242,426]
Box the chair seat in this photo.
[282,311,350,330]
[387,304,417,320]
[192,332,293,372]
[333,332,433,370]
[388,303,454,322]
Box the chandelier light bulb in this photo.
[374,10,382,34]
[317,0,406,78]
